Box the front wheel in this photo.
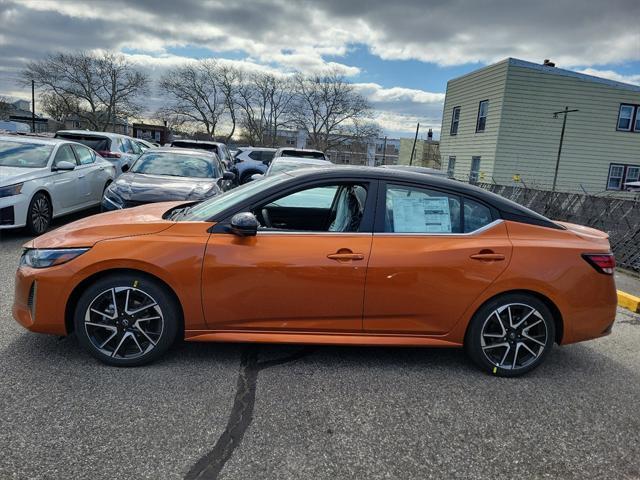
[74,274,180,367]
[465,293,555,377]
[26,192,52,235]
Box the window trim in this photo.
[373,180,499,235]
[606,162,640,191]
[475,100,489,133]
[211,179,379,234]
[450,106,461,135]
[616,104,636,132]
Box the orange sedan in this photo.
[12,167,617,376]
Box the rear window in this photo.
[55,134,111,152]
[172,141,219,154]
[281,150,325,159]
[0,140,53,168]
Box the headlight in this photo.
[0,183,24,198]
[103,186,123,208]
[20,248,89,269]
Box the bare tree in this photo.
[290,70,375,151]
[0,96,12,120]
[21,51,148,131]
[39,92,79,122]
[236,72,294,146]
[159,60,234,139]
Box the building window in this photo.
[617,104,636,131]
[476,100,489,133]
[447,156,456,178]
[607,163,640,190]
[450,106,461,135]
[469,156,481,184]
[607,164,625,189]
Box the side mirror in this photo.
[262,159,270,165]
[53,160,76,171]
[250,173,264,182]
[121,164,130,173]
[229,212,258,237]
[222,171,236,181]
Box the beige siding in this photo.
[494,65,640,194]
[438,59,509,182]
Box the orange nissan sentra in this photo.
[12,167,617,376]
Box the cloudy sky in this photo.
[1,0,639,138]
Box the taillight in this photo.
[98,150,121,159]
[582,253,615,275]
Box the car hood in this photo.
[111,172,220,202]
[28,201,184,249]
[0,165,50,186]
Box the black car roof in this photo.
[286,166,561,230]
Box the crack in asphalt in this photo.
[185,346,314,480]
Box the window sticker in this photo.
[392,196,452,233]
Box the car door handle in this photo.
[327,252,365,261]
[470,252,505,261]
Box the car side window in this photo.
[463,198,493,233]
[253,183,367,232]
[130,140,142,155]
[72,145,95,165]
[53,144,78,166]
[120,138,134,154]
[385,184,462,233]
[248,150,262,161]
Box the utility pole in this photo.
[409,122,420,166]
[31,80,35,133]
[382,136,387,165]
[551,106,579,192]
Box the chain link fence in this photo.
[478,183,640,273]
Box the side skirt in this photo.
[184,330,462,348]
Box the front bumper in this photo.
[13,265,70,335]
[0,193,28,229]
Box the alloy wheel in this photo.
[84,287,164,360]
[480,303,548,370]
[31,196,50,234]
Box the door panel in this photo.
[202,233,372,332]
[363,222,512,334]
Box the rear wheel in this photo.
[74,274,180,367]
[26,192,52,235]
[465,293,555,377]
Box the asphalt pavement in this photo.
[1,214,640,480]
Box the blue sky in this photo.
[1,0,639,138]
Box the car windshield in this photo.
[131,153,217,178]
[55,134,110,151]
[0,140,53,168]
[182,174,285,221]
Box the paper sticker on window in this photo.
[392,196,452,233]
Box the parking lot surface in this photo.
[1,215,640,480]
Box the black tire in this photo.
[74,273,180,367]
[465,293,555,377]
[26,191,52,235]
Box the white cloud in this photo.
[576,68,640,86]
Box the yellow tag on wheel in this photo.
[133,280,139,288]
[492,367,497,374]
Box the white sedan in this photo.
[0,135,116,235]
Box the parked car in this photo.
[232,147,277,184]
[134,138,155,151]
[12,167,617,375]
[251,156,333,181]
[0,135,115,234]
[170,140,233,169]
[624,181,640,192]
[379,164,448,177]
[102,148,235,211]
[272,147,327,160]
[54,130,142,175]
